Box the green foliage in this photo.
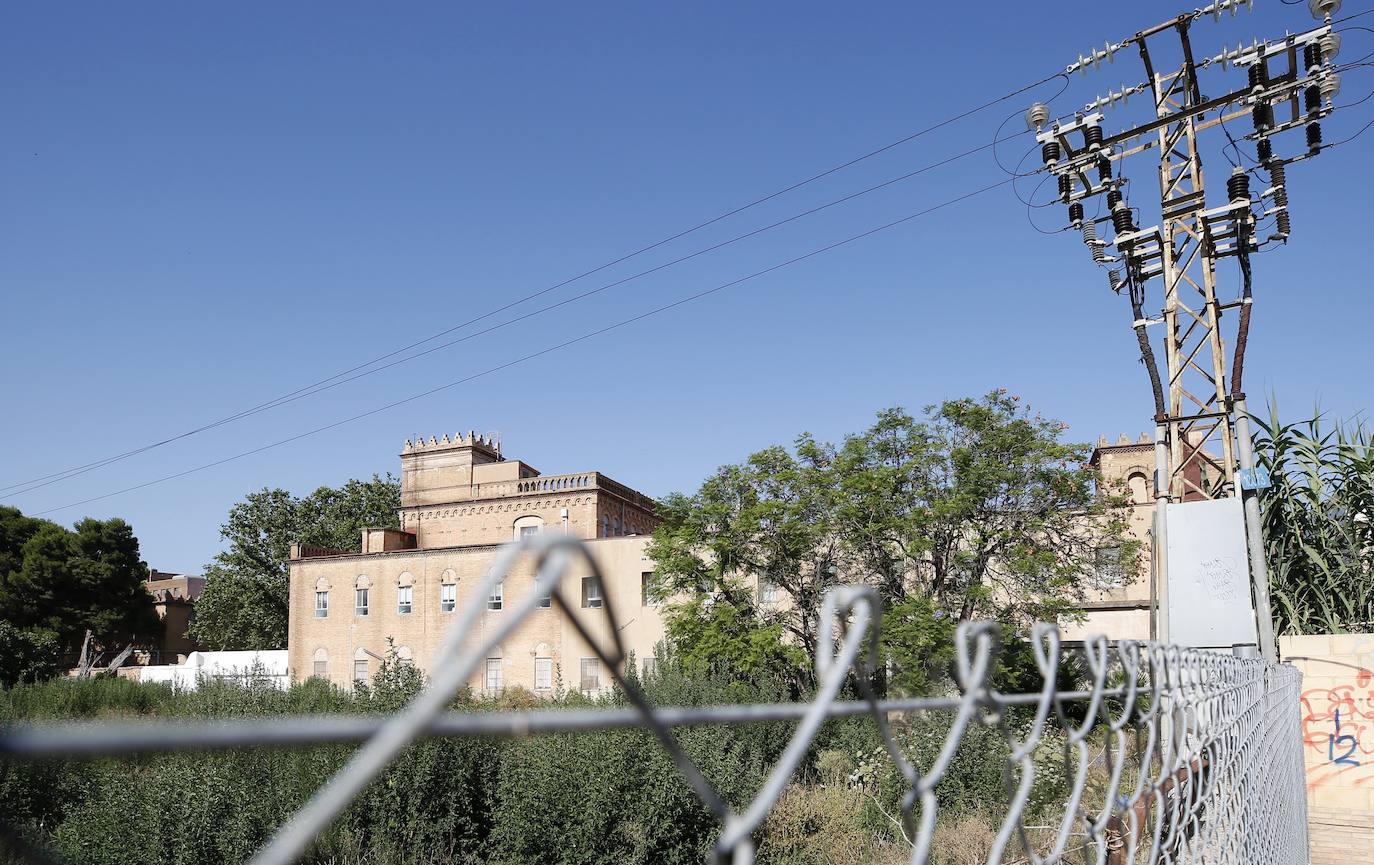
[649,392,1136,693]
[0,621,61,686]
[824,712,1069,842]
[660,588,807,689]
[0,505,161,682]
[490,664,794,865]
[1255,404,1374,634]
[189,474,400,651]
[0,659,803,865]
[881,596,956,696]
[0,659,1088,865]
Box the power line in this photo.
[5,135,1026,501]
[1335,6,1374,25]
[0,71,1068,497]
[31,177,1013,516]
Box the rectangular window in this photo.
[353,659,368,684]
[538,590,551,609]
[581,576,602,609]
[641,657,658,679]
[485,658,502,692]
[759,578,778,603]
[580,657,600,692]
[313,660,327,679]
[487,581,504,611]
[534,658,552,691]
[520,525,540,538]
[397,585,412,615]
[1095,547,1125,585]
[314,591,329,618]
[355,588,369,616]
[441,582,456,613]
[641,571,660,607]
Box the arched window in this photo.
[314,577,331,619]
[485,644,504,693]
[397,572,414,615]
[533,642,552,692]
[1127,471,1150,504]
[396,645,414,664]
[312,648,328,680]
[513,515,544,541]
[355,575,371,617]
[440,568,457,613]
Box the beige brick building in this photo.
[142,569,205,665]
[287,433,667,693]
[287,429,1161,692]
[1062,433,1158,643]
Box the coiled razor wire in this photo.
[0,534,1310,865]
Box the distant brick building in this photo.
[287,433,664,693]
[287,429,1159,693]
[143,569,205,664]
[1059,434,1157,643]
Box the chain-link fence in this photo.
[0,535,1309,864]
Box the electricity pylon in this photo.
[1026,0,1347,659]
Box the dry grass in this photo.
[758,783,908,865]
[755,780,1094,865]
[927,815,1000,865]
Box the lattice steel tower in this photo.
[1026,0,1348,657]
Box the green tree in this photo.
[0,506,45,579]
[189,474,400,650]
[0,506,161,679]
[648,392,1135,694]
[0,621,61,685]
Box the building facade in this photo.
[1061,434,1157,642]
[143,569,205,664]
[287,433,666,693]
[287,429,1161,692]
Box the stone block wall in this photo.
[1279,633,1374,863]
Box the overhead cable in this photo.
[32,178,1013,515]
[1,71,1069,497]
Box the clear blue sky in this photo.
[3,1,1371,572]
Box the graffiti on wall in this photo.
[1299,655,1374,790]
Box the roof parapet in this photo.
[402,430,502,454]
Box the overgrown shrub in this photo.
[0,658,802,865]
[1,655,1080,864]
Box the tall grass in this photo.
[0,663,1071,864]
[1253,404,1374,635]
[0,662,802,865]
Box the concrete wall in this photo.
[138,650,289,691]
[1279,633,1374,863]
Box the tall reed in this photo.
[1253,403,1374,635]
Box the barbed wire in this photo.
[0,534,1309,864]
